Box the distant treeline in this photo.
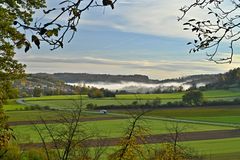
[88,98,240,110]
[202,67,240,90]
[44,73,160,83]
[13,67,240,98]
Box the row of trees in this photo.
[87,87,116,98]
[89,90,204,110]
[30,86,116,98]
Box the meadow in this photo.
[3,89,240,159]
[12,118,233,143]
[97,138,240,160]
[20,89,240,110]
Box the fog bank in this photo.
[66,81,204,93]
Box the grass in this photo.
[3,100,26,111]
[181,138,240,154]
[25,99,146,109]
[116,89,240,100]
[6,110,113,122]
[61,137,240,160]
[23,89,240,102]
[115,93,184,100]
[6,110,63,122]
[21,89,240,110]
[178,116,240,124]
[12,119,233,143]
[144,107,240,117]
[100,138,240,160]
[4,90,240,158]
[112,107,240,124]
[23,95,89,101]
[202,89,240,99]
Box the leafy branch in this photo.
[179,0,240,63]
[13,0,118,52]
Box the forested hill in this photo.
[205,67,240,89]
[13,68,240,97]
[23,67,240,88]
[52,73,160,83]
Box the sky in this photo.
[15,0,240,80]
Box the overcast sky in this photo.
[15,0,240,80]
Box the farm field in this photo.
[112,106,240,125]
[21,89,240,110]
[98,138,240,160]
[23,89,240,101]
[25,99,145,109]
[6,110,116,122]
[178,116,240,124]
[3,89,240,159]
[3,100,26,111]
[12,118,234,143]
[181,138,240,160]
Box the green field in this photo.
[6,110,114,122]
[112,106,240,125]
[84,138,240,160]
[181,138,240,160]
[3,90,240,159]
[25,99,145,109]
[3,100,26,111]
[178,116,240,124]
[23,89,240,101]
[12,118,233,143]
[20,89,240,110]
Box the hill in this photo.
[205,67,240,90]
[13,68,240,96]
[52,73,160,83]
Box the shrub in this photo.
[182,90,203,106]
[88,88,104,98]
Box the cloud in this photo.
[74,0,204,39]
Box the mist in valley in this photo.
[67,81,205,93]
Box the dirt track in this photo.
[19,129,240,149]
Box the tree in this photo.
[88,88,104,98]
[179,0,240,63]
[0,0,117,152]
[0,0,45,153]
[10,0,117,51]
[150,123,204,160]
[34,99,106,160]
[182,90,204,106]
[33,87,42,97]
[108,111,150,160]
[101,89,116,98]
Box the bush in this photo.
[0,144,21,160]
[102,89,116,97]
[88,88,104,98]
[21,149,49,160]
[182,90,203,106]
[43,106,50,110]
[132,101,138,106]
[150,143,204,160]
[233,98,240,104]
